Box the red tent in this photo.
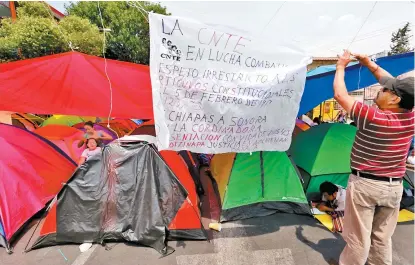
[0,52,153,119]
[0,124,76,252]
[159,151,206,239]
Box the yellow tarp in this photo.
[315,214,334,231]
[398,209,415,223]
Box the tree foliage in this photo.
[16,1,51,18]
[0,1,103,62]
[66,1,169,64]
[388,22,413,55]
[59,16,103,56]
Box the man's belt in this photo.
[351,169,402,182]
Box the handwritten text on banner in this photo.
[149,13,311,153]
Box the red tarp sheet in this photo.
[0,52,153,119]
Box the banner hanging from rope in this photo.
[149,13,311,153]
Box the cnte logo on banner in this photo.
[160,38,181,61]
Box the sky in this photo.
[47,1,415,57]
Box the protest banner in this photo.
[149,13,311,153]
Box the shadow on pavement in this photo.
[295,225,344,265]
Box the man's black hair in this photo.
[320,181,338,195]
[399,97,414,111]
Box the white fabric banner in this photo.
[149,13,311,154]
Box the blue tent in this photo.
[299,52,414,115]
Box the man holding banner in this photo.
[333,50,414,265]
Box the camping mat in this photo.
[313,209,414,232]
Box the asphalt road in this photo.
[0,213,413,265]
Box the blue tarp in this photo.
[299,52,415,115]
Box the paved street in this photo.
[1,213,413,265]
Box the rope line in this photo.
[97,3,113,129]
[260,2,285,35]
[347,1,378,49]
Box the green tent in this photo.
[290,123,356,198]
[210,151,310,222]
[290,123,413,199]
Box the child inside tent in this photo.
[78,138,102,165]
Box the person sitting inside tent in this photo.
[78,138,101,165]
[316,181,346,233]
[77,121,113,147]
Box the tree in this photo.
[0,2,103,62]
[66,1,169,65]
[59,16,103,56]
[388,22,413,55]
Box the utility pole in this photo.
[9,1,16,21]
[9,1,23,59]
